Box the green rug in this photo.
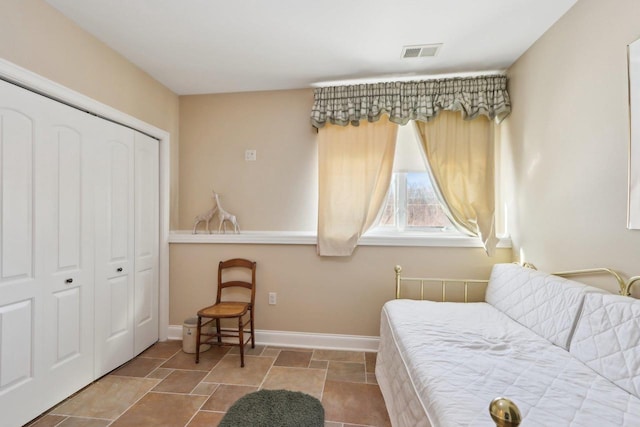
[219,389,324,427]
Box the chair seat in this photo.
[198,301,249,318]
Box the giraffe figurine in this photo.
[212,191,240,234]
[192,192,218,234]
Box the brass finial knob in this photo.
[489,397,522,427]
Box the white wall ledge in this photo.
[169,230,512,248]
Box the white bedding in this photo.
[376,299,640,427]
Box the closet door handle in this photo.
[117,267,123,273]
[65,278,73,284]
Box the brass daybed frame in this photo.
[394,264,640,301]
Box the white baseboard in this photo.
[167,325,185,340]
[166,325,379,352]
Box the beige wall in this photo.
[503,0,640,292]
[170,243,511,336]
[174,88,512,335]
[0,0,180,227]
[179,90,317,231]
[1,0,512,338]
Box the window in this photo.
[371,123,456,233]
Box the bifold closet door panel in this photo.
[0,83,46,427]
[93,118,136,378]
[38,94,95,409]
[134,132,159,355]
[0,79,94,427]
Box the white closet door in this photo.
[93,119,135,377]
[0,78,161,425]
[37,101,95,412]
[0,82,46,427]
[134,132,159,355]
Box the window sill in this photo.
[168,230,512,248]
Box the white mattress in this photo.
[376,299,640,427]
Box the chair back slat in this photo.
[219,280,253,290]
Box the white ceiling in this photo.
[45,0,576,95]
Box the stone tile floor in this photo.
[27,341,391,427]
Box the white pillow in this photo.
[485,263,602,350]
[570,293,640,399]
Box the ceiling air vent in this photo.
[401,44,442,59]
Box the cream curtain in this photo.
[317,115,398,256]
[415,111,498,255]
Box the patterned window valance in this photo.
[310,75,511,128]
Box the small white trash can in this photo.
[182,317,210,353]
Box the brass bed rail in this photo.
[629,276,640,296]
[394,265,489,302]
[552,267,628,295]
[395,264,639,300]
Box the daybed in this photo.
[376,263,640,426]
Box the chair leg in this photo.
[216,318,222,344]
[238,316,245,368]
[250,309,255,348]
[195,316,202,364]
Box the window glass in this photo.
[372,123,455,233]
[406,172,450,228]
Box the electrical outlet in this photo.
[245,149,257,161]
[268,292,277,305]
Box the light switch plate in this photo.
[245,149,257,161]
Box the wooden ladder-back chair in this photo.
[195,258,256,367]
